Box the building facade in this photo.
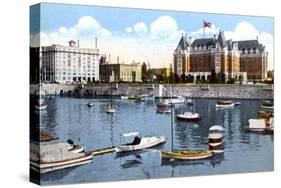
[174,31,268,81]
[100,63,142,83]
[41,40,100,84]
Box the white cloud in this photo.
[190,24,220,37]
[125,27,133,33]
[133,22,148,36]
[150,16,184,40]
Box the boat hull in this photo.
[115,136,165,153]
[161,150,214,160]
[176,115,200,121]
[34,104,48,110]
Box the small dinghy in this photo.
[177,112,200,121]
[115,132,165,153]
[87,103,94,107]
[105,105,116,113]
[34,104,48,111]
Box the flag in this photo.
[203,20,212,28]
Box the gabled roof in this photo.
[217,31,227,48]
[191,38,215,47]
[226,40,232,51]
[176,35,189,51]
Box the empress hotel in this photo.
[173,30,268,82]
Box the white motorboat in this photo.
[120,96,128,99]
[34,104,48,110]
[177,112,200,121]
[165,96,185,104]
[216,100,235,108]
[115,132,165,153]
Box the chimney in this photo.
[108,54,111,63]
[188,36,192,45]
[117,56,119,64]
[256,36,259,41]
[77,40,80,47]
[95,37,97,49]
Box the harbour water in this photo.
[36,97,273,185]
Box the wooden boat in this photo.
[30,143,93,173]
[177,112,200,121]
[161,150,214,160]
[260,101,273,109]
[216,100,235,108]
[161,88,213,160]
[115,132,165,153]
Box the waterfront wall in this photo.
[30,84,273,99]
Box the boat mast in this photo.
[170,84,174,152]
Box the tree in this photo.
[141,62,148,82]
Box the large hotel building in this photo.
[41,40,100,84]
[173,30,268,81]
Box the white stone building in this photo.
[41,40,100,84]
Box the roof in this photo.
[176,35,189,51]
[191,38,215,47]
[235,40,264,51]
[217,31,227,48]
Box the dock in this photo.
[89,146,115,156]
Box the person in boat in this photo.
[126,136,141,146]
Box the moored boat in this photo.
[87,103,94,107]
[115,132,165,153]
[177,112,200,121]
[156,107,171,113]
[208,125,224,153]
[34,104,48,110]
[105,105,116,113]
[161,150,214,160]
[260,100,273,109]
[246,118,274,134]
[216,100,235,108]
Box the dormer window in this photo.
[248,48,251,54]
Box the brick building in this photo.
[174,30,268,81]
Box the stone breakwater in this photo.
[30,84,273,99]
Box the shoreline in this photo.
[30,83,274,100]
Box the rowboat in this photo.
[216,100,235,108]
[161,150,214,160]
[177,112,200,121]
[115,132,165,153]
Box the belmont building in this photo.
[173,30,268,81]
[41,40,100,84]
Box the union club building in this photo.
[173,30,268,82]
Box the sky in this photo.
[30,3,274,70]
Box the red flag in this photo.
[203,20,212,28]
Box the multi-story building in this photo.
[174,30,268,81]
[41,40,100,84]
[100,62,142,83]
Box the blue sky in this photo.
[30,3,274,69]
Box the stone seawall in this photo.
[30,84,273,99]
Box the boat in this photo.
[68,145,84,153]
[105,84,116,113]
[30,142,93,173]
[87,103,94,107]
[157,100,174,108]
[105,105,116,113]
[34,104,48,110]
[156,107,171,113]
[246,118,274,134]
[161,85,214,160]
[161,150,214,160]
[260,101,273,109]
[177,112,200,121]
[120,96,128,99]
[164,96,185,104]
[215,100,235,108]
[34,89,48,111]
[186,99,193,105]
[208,125,224,153]
[128,95,140,100]
[115,132,165,153]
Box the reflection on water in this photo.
[32,97,273,185]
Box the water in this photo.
[35,97,273,185]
